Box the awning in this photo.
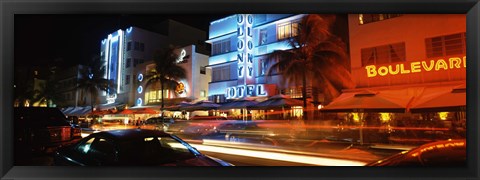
[219,97,258,110]
[62,106,92,116]
[180,100,220,111]
[409,84,466,112]
[321,89,413,113]
[97,102,124,111]
[249,94,303,110]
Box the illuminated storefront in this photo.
[322,14,467,144]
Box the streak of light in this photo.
[190,144,366,166]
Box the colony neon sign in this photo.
[226,84,268,99]
[365,56,466,77]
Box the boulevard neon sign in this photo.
[365,56,466,77]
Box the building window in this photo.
[259,29,268,45]
[200,90,206,97]
[140,43,145,52]
[126,58,131,68]
[277,22,299,40]
[361,42,406,66]
[134,59,139,67]
[212,39,231,55]
[212,66,231,82]
[125,75,130,85]
[134,42,140,51]
[426,32,466,58]
[200,66,206,74]
[127,42,132,51]
[258,59,266,76]
[359,14,402,25]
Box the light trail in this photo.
[189,143,367,166]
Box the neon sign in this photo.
[176,49,188,64]
[225,84,268,99]
[365,56,466,77]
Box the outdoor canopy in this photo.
[180,100,220,111]
[249,94,303,110]
[219,97,258,110]
[409,84,466,113]
[164,101,192,111]
[320,90,413,113]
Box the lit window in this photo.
[277,22,299,40]
[200,90,206,97]
[358,14,402,25]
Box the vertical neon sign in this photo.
[236,14,255,99]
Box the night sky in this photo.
[14,14,229,68]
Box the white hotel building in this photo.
[99,24,210,109]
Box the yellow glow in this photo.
[191,143,366,166]
[380,113,391,122]
[365,56,466,78]
[352,113,360,122]
[317,105,324,110]
[438,112,449,120]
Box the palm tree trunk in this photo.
[302,66,308,122]
[160,80,165,119]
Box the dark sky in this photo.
[14,14,229,68]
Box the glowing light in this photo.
[190,143,366,166]
[126,26,133,33]
[365,56,466,78]
[380,113,391,122]
[137,86,143,94]
[137,98,143,106]
[176,49,187,63]
[438,112,449,120]
[352,113,360,122]
[138,74,143,82]
[317,105,324,110]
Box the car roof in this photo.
[92,129,172,142]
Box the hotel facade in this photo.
[99,24,209,110]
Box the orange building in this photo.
[323,14,466,144]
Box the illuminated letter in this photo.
[257,85,267,96]
[237,86,245,98]
[421,60,435,71]
[246,85,255,96]
[435,59,448,70]
[378,66,388,76]
[388,64,400,75]
[237,40,244,50]
[449,57,462,69]
[229,87,236,98]
[248,66,253,77]
[238,66,244,77]
[247,53,253,63]
[247,27,252,37]
[237,27,244,36]
[400,64,411,74]
[463,56,467,67]
[237,53,243,63]
[365,65,377,77]
[410,62,421,73]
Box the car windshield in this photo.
[118,136,198,165]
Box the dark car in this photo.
[54,129,233,166]
[141,117,175,131]
[14,107,82,155]
[367,139,466,166]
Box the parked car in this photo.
[141,117,175,131]
[202,120,279,145]
[14,107,82,156]
[54,129,233,166]
[367,139,466,166]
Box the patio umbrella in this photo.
[181,100,220,111]
[219,98,258,110]
[131,108,159,114]
[410,85,466,113]
[250,94,303,110]
[118,109,135,114]
[164,101,192,111]
[61,107,75,115]
[321,90,413,113]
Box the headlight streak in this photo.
[189,143,366,166]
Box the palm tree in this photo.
[265,14,355,121]
[76,56,116,112]
[31,77,64,107]
[144,46,188,117]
